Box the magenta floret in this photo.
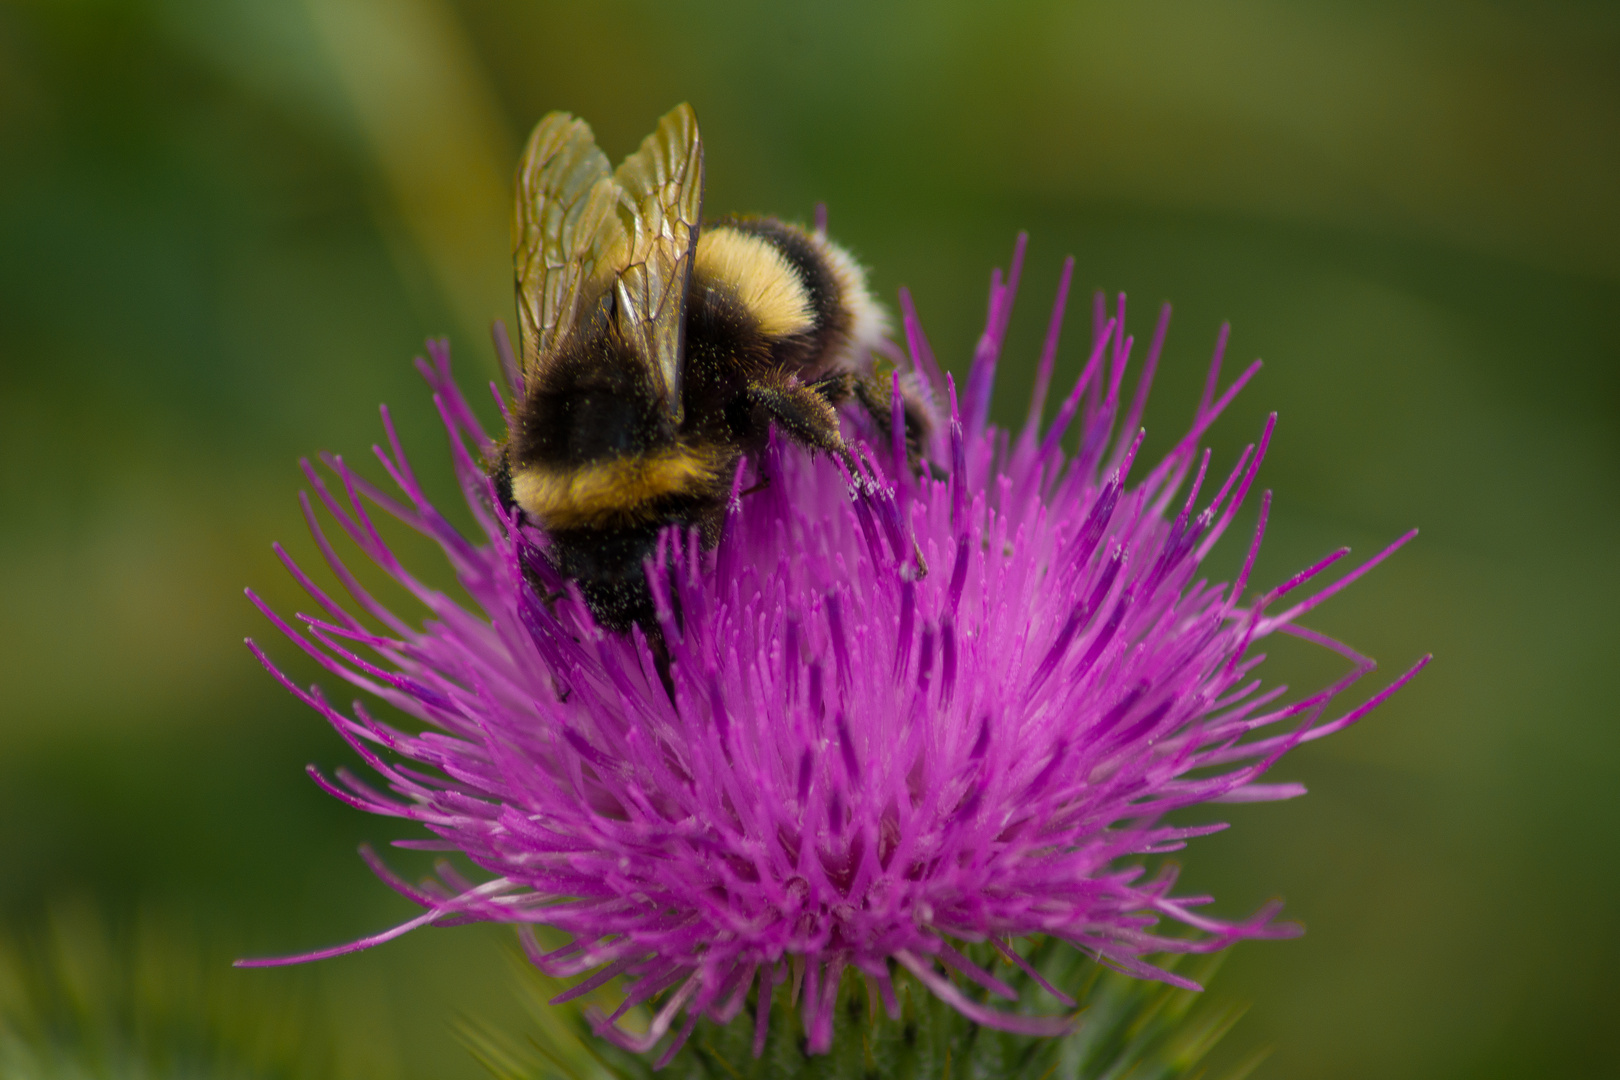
[242,238,1425,1064]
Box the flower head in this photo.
[243,236,1425,1065]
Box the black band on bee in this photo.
[514,330,671,470]
[547,523,667,631]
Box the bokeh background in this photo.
[2,0,1617,1076]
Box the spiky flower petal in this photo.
[244,239,1424,1065]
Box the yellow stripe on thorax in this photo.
[510,446,719,530]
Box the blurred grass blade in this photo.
[0,899,397,1080]
[302,0,515,345]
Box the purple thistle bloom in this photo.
[241,236,1426,1065]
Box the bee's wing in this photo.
[512,112,622,370]
[610,103,704,418]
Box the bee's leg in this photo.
[806,370,857,408]
[751,373,929,576]
[752,371,936,483]
[849,373,936,470]
[820,372,932,577]
[800,370,934,472]
[746,375,852,459]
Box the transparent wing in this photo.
[512,112,619,372]
[610,103,704,415]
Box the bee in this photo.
[493,103,934,634]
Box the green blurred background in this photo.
[1,0,1616,1076]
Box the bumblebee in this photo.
[494,104,933,633]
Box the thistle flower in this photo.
[242,236,1425,1067]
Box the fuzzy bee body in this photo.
[496,105,932,632]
